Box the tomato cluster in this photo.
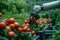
[0,13,52,39]
[39,18,52,28]
[0,13,36,39]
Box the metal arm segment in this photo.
[42,1,60,10]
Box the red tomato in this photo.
[0,22,6,30]
[40,24,44,28]
[14,22,19,28]
[18,28,23,33]
[25,26,29,28]
[22,27,27,32]
[6,26,11,31]
[0,12,2,17]
[40,19,44,24]
[31,31,35,35]
[24,20,28,24]
[34,19,39,24]
[10,24,15,30]
[8,31,16,38]
[27,28,30,32]
[8,18,15,24]
[26,23,30,27]
[34,20,37,24]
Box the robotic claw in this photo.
[29,0,60,24]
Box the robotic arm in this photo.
[29,0,60,24]
[33,0,60,12]
[29,1,60,40]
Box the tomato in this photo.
[34,19,39,24]
[24,20,28,24]
[18,28,23,33]
[47,19,52,23]
[31,31,35,35]
[26,23,30,27]
[10,24,15,30]
[6,26,11,31]
[27,28,30,32]
[22,27,27,32]
[14,22,19,28]
[0,22,6,30]
[44,18,48,23]
[34,20,37,24]
[25,26,29,28]
[40,19,44,24]
[44,18,52,23]
[8,31,16,38]
[2,19,8,24]
[0,12,2,17]
[40,24,44,28]
[36,20,39,23]
[44,18,47,23]
[8,18,15,24]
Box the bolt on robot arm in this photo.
[29,0,60,24]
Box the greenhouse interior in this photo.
[0,0,60,40]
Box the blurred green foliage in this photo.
[0,0,27,14]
